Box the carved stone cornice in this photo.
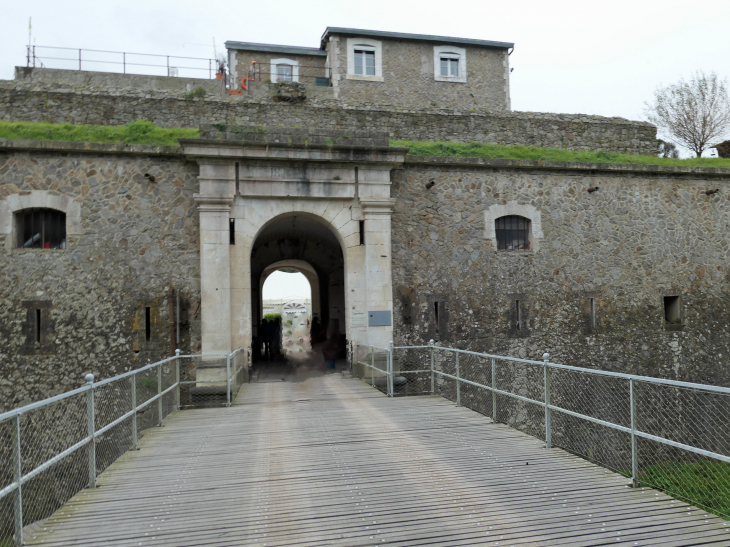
[193,194,233,213]
[360,198,397,216]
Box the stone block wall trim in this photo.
[0,138,183,157]
[484,202,543,251]
[404,156,730,178]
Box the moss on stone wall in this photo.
[0,120,198,146]
[396,140,730,168]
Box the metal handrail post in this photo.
[175,349,181,410]
[13,414,23,547]
[131,372,138,450]
[85,373,96,488]
[543,353,552,449]
[157,364,163,426]
[630,379,639,487]
[226,353,232,407]
[78,48,81,71]
[430,339,435,394]
[455,351,461,406]
[371,347,375,388]
[388,341,394,397]
[491,358,497,422]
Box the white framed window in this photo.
[346,38,383,82]
[354,47,376,76]
[270,58,299,83]
[440,55,459,78]
[433,45,466,83]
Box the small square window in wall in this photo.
[433,45,467,83]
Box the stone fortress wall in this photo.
[391,157,730,386]
[3,135,730,411]
[0,140,202,411]
[0,68,656,155]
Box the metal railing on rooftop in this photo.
[355,340,730,520]
[26,45,220,79]
[0,347,248,546]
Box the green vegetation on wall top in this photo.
[394,140,730,168]
[1,121,729,168]
[0,120,198,146]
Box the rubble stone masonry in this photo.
[0,74,656,155]
[0,140,201,411]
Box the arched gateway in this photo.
[182,131,407,380]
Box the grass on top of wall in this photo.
[1,122,729,168]
[394,140,730,168]
[0,120,199,146]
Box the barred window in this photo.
[16,208,67,249]
[495,215,530,251]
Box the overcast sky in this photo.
[3,0,730,125]
[263,271,312,301]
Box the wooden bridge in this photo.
[27,375,730,546]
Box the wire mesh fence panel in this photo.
[135,367,161,430]
[94,376,134,477]
[635,381,730,457]
[493,358,545,439]
[457,352,494,418]
[551,368,631,429]
[393,347,432,396]
[15,394,88,540]
[633,381,730,518]
[552,411,632,475]
[433,349,457,402]
[178,356,229,408]
[371,349,390,395]
[0,419,16,546]
[637,436,730,518]
[229,350,249,402]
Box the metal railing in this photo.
[243,62,330,87]
[355,343,394,396]
[358,340,730,519]
[0,348,247,546]
[26,45,219,78]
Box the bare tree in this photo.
[644,71,730,157]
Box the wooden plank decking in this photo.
[27,375,730,546]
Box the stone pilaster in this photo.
[361,199,396,347]
[194,195,233,355]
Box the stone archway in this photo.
[182,133,407,379]
[260,259,320,321]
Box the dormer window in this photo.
[354,47,376,76]
[440,55,459,78]
[16,208,66,249]
[433,45,466,83]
